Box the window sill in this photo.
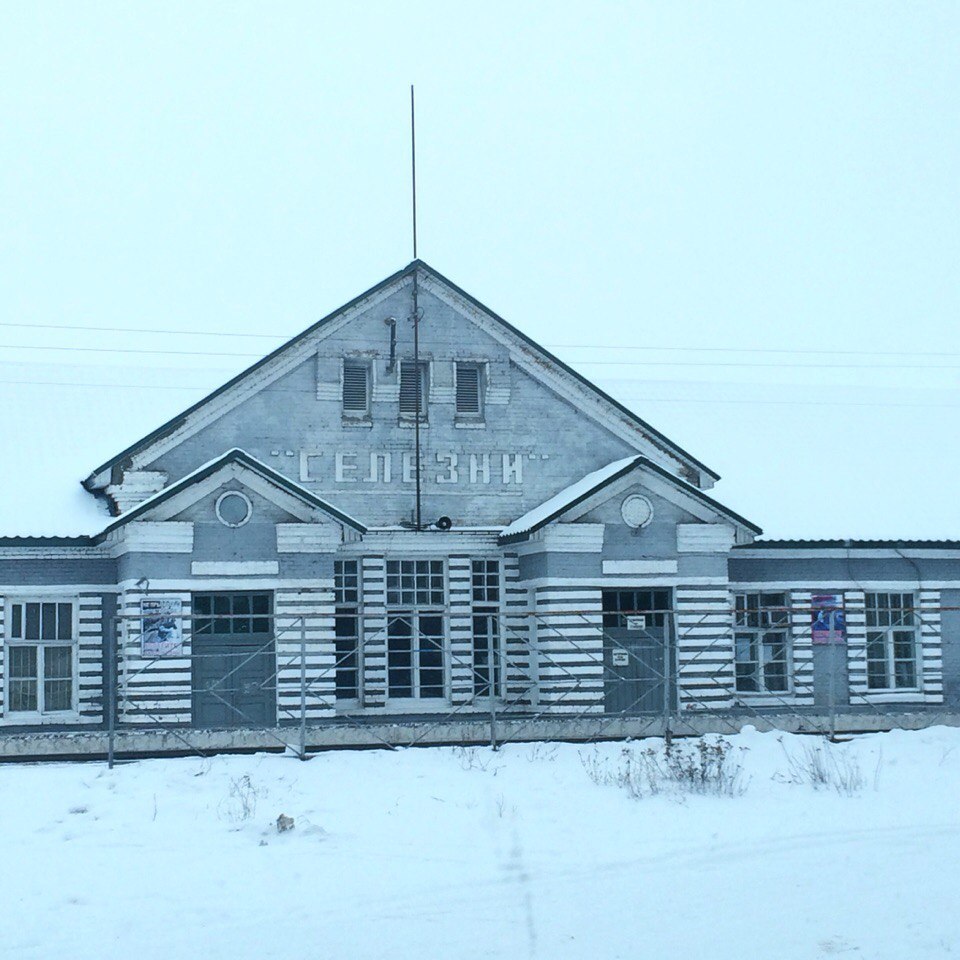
[341,418,373,429]
[861,688,923,699]
[1,711,81,726]
[378,699,452,713]
[734,693,795,707]
[397,419,428,429]
[454,419,487,429]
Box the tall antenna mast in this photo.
[410,84,418,260]
[410,84,423,530]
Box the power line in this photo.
[0,319,958,360]
[0,376,957,409]
[0,320,283,339]
[3,341,960,371]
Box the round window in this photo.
[215,491,253,528]
[621,494,653,529]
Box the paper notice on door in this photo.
[625,615,646,631]
[612,650,630,666]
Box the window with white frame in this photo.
[334,560,361,701]
[399,360,428,420]
[342,360,371,418]
[386,560,445,699]
[455,362,484,418]
[734,592,791,694]
[5,601,76,716]
[865,592,919,690]
[471,559,502,698]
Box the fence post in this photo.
[106,614,117,769]
[828,608,837,741]
[663,616,672,744]
[298,617,308,760]
[489,618,498,750]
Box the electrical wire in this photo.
[0,318,957,360]
[0,377,957,409]
[2,340,960,370]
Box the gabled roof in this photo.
[84,260,719,489]
[500,455,760,545]
[100,448,367,535]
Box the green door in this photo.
[192,592,276,728]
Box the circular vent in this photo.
[215,490,253,528]
[621,494,653,529]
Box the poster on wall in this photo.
[811,594,846,644]
[141,598,184,658]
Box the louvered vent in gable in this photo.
[342,360,370,416]
[455,362,483,417]
[399,360,428,419]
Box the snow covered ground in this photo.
[4,727,959,960]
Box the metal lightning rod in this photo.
[411,84,423,531]
[411,84,418,260]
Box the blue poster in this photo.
[811,594,846,645]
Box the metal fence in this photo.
[92,597,957,766]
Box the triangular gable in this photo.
[84,261,718,491]
[499,455,760,545]
[98,448,367,537]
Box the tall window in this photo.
[734,593,790,694]
[334,560,361,701]
[865,592,919,690]
[5,601,76,715]
[342,360,371,418]
[455,362,484,418]
[471,559,502,698]
[386,560,445,699]
[399,360,428,420]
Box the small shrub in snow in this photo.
[523,743,558,763]
[778,738,870,797]
[581,737,747,800]
[218,775,266,825]
[452,746,495,772]
[276,813,295,833]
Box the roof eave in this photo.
[498,455,761,545]
[84,262,420,486]
[416,261,721,483]
[95,448,368,538]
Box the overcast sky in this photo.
[1,2,958,538]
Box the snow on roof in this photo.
[101,447,367,535]
[500,456,641,540]
[0,361,233,537]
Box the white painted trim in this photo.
[276,524,342,552]
[191,561,280,576]
[602,560,678,575]
[118,578,328,592]
[215,490,253,528]
[730,580,960,590]
[0,547,112,560]
[513,525,605,555]
[677,524,736,553]
[734,548,960,560]
[106,521,194,556]
[518,576,730,588]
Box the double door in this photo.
[192,592,276,728]
[601,589,673,716]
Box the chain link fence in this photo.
[97,596,955,766]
